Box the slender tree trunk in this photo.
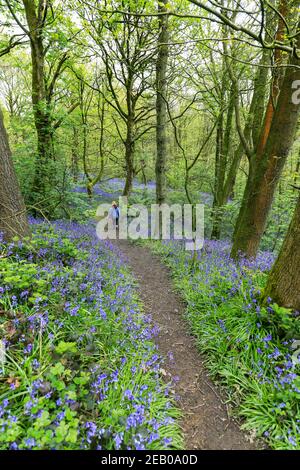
[87,96,106,195]
[294,150,300,185]
[82,118,90,191]
[211,115,224,239]
[262,193,300,310]
[71,127,79,182]
[123,116,135,196]
[0,108,30,241]
[155,0,169,204]
[231,41,300,259]
[78,81,94,197]
[222,85,234,161]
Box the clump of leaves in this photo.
[260,304,300,340]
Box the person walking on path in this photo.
[108,201,120,234]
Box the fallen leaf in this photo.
[7,377,21,388]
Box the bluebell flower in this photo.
[114,432,123,450]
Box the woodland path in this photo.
[117,240,257,450]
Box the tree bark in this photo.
[155,0,169,204]
[0,108,30,241]
[262,193,300,310]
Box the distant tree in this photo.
[76,78,106,197]
[0,62,29,118]
[77,0,157,195]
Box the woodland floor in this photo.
[117,240,257,450]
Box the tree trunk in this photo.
[81,121,91,196]
[0,108,30,241]
[86,98,106,197]
[231,41,300,259]
[262,193,300,310]
[71,127,79,182]
[155,0,169,205]
[123,117,135,196]
[294,149,300,185]
[211,115,224,239]
[23,0,53,199]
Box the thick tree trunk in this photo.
[262,193,300,310]
[0,108,30,241]
[155,0,169,205]
[231,43,300,259]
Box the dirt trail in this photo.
[117,240,256,450]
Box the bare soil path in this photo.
[117,240,256,450]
